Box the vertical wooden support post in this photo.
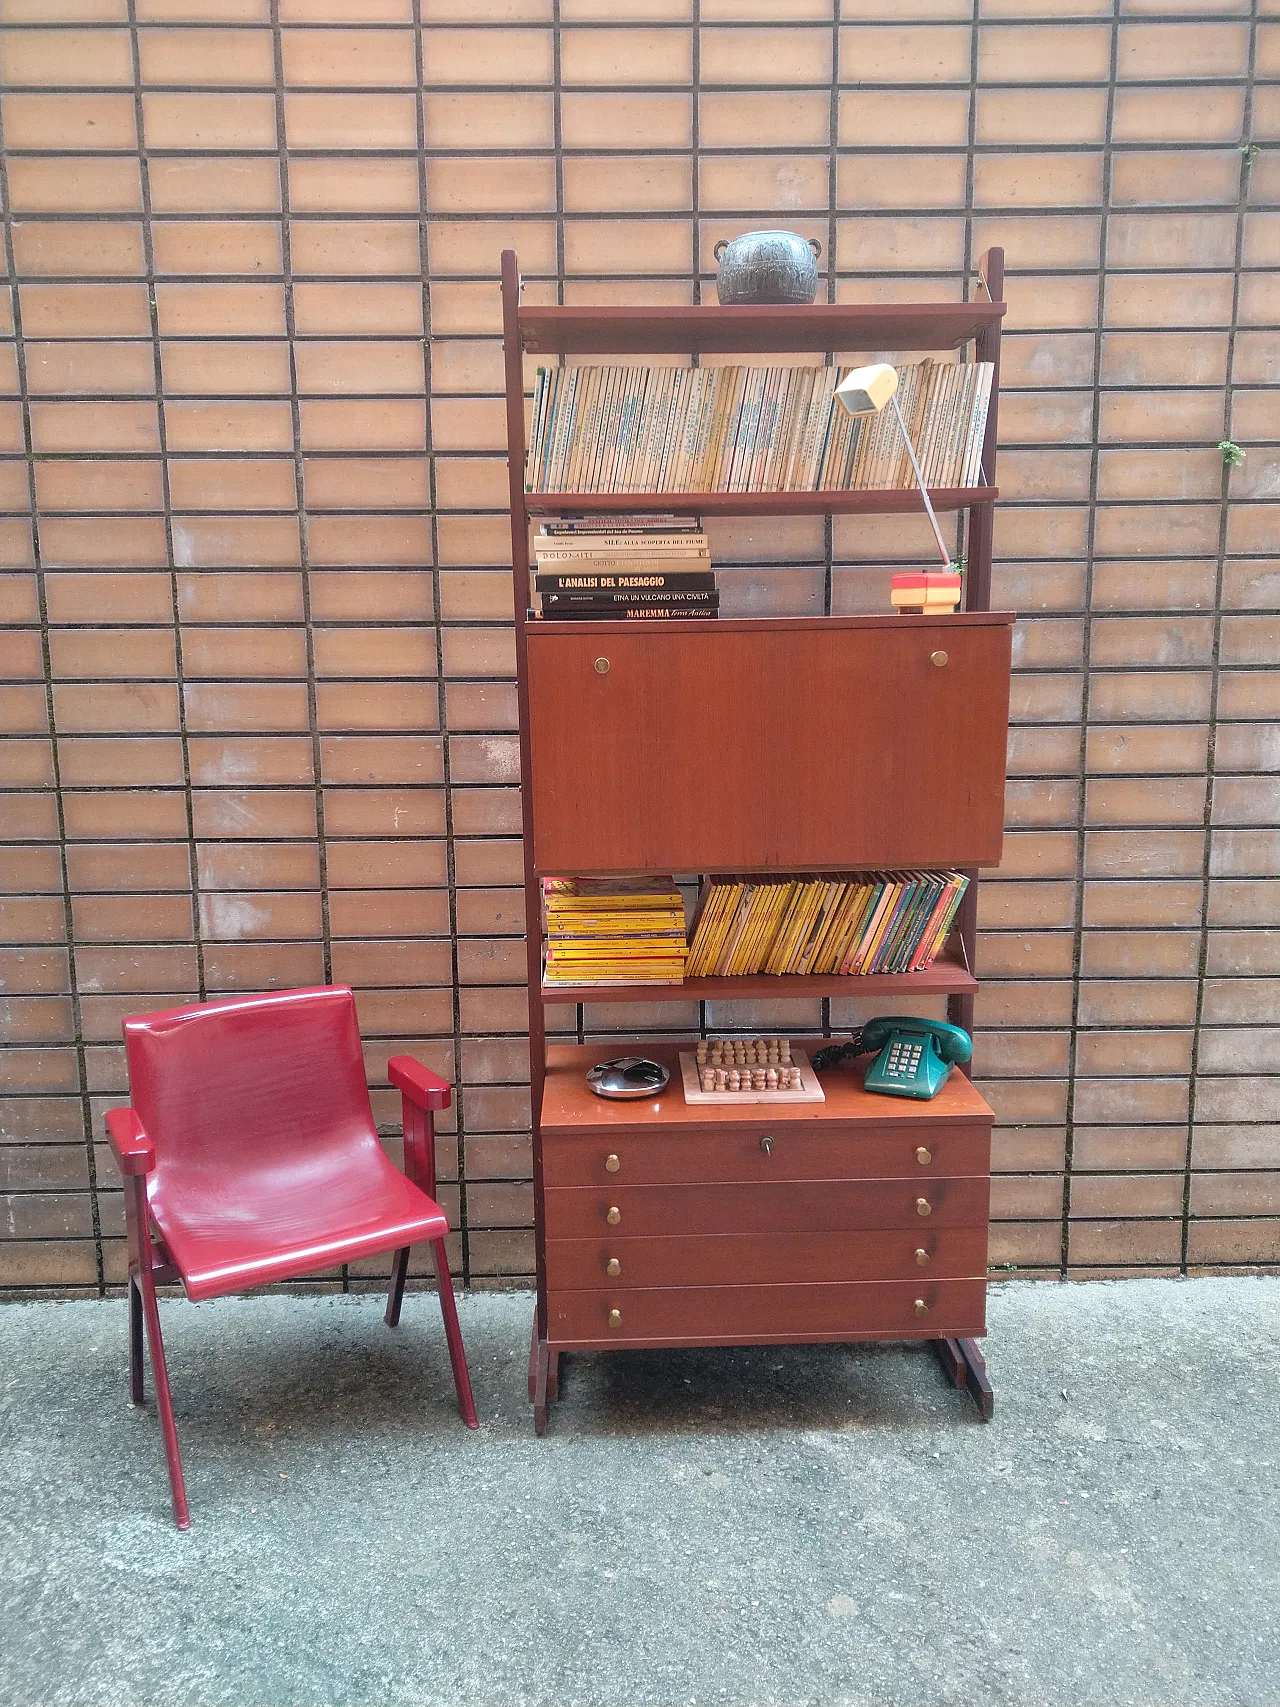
[951,246,1005,1066]
[502,250,551,1365]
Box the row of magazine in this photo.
[542,876,688,986]
[685,871,970,980]
[526,360,993,496]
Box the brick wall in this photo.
[1,0,1276,1295]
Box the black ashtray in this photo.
[585,1057,671,1100]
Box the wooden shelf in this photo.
[529,610,1012,639]
[525,486,997,518]
[518,302,1005,357]
[542,947,976,1007]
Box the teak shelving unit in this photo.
[502,248,1013,1433]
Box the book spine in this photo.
[544,604,719,620]
[541,590,720,608]
[526,366,549,492]
[542,512,700,534]
[532,366,558,492]
[533,565,717,587]
[533,537,710,557]
[707,367,742,491]
[964,366,993,487]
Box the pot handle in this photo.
[809,238,823,258]
[714,240,728,261]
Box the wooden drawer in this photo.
[543,1175,990,1240]
[548,1277,987,1348]
[545,1225,989,1291]
[526,616,1011,872]
[543,1123,991,1188]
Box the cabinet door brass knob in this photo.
[914,1298,929,1317]
[605,1153,620,1173]
[608,1308,622,1329]
[915,1247,930,1267]
[916,1196,932,1217]
[916,1146,932,1165]
[760,1135,773,1155]
[606,1257,621,1277]
[606,1206,621,1226]
[594,656,610,675]
[931,650,948,668]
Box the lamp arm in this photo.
[890,390,953,571]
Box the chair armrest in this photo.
[388,1055,452,1113]
[106,1108,156,1177]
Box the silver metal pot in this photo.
[713,230,822,305]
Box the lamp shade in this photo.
[834,362,899,418]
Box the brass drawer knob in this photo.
[916,1146,932,1166]
[594,656,610,675]
[916,1196,932,1217]
[608,1308,622,1329]
[606,1206,621,1225]
[606,1257,621,1277]
[605,1153,620,1173]
[760,1135,773,1155]
[914,1298,929,1317]
[931,650,948,668]
[915,1247,930,1267]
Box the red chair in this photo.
[106,985,478,1529]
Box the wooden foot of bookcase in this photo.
[528,1320,559,1435]
[931,1335,994,1420]
[526,1332,994,1433]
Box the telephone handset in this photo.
[814,1017,972,1101]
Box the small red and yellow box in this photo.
[890,571,963,614]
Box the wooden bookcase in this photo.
[501,248,1012,1433]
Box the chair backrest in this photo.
[123,986,378,1181]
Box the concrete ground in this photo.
[1,1278,1277,1707]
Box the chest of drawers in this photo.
[530,1040,996,1429]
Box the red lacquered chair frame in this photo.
[107,999,477,1532]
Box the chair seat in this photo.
[148,1142,449,1302]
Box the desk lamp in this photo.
[834,362,962,615]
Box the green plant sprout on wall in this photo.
[1241,143,1261,168]
[1219,440,1246,468]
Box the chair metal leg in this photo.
[430,1238,478,1429]
[129,1273,145,1404]
[384,1246,410,1327]
[136,1251,190,1530]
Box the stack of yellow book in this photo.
[542,877,688,987]
[685,872,968,979]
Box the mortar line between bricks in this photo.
[1183,1,1261,1277]
[126,2,207,1046]
[270,0,335,1008]
[420,3,468,1291]
[0,113,103,1296]
[1059,0,1120,1283]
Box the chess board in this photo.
[679,1041,825,1105]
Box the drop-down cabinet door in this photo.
[525,613,1013,874]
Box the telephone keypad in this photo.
[886,1038,925,1080]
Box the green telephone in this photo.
[814,1017,972,1101]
